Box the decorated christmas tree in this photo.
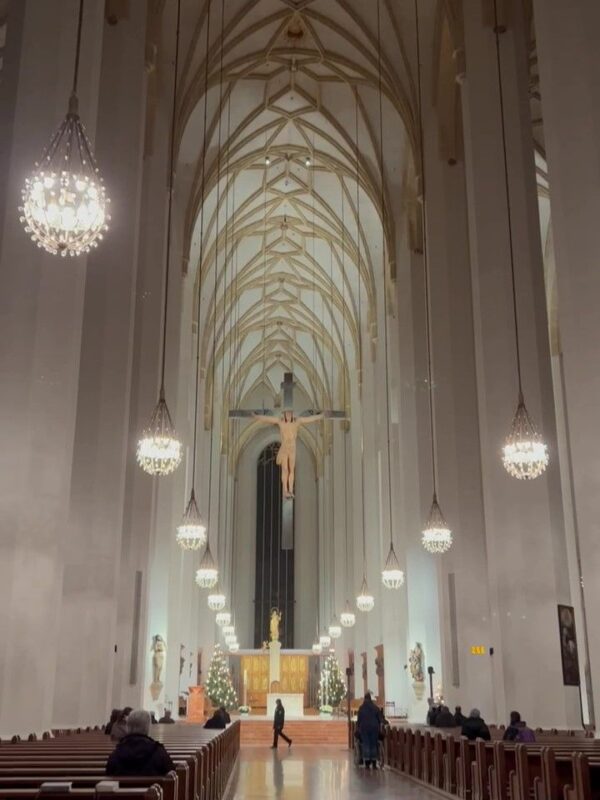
[318,652,346,709]
[205,645,238,710]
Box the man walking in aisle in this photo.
[271,698,292,749]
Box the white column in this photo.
[51,1,149,729]
[532,0,600,725]
[0,0,104,738]
[459,0,578,727]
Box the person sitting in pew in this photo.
[461,709,491,741]
[204,708,227,729]
[219,706,231,724]
[105,708,119,736]
[453,705,467,726]
[110,707,133,741]
[503,711,536,743]
[158,710,175,724]
[426,698,440,726]
[434,705,457,727]
[106,709,175,777]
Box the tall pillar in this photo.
[459,0,578,726]
[531,0,600,725]
[51,3,149,728]
[0,0,104,738]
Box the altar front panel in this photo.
[267,693,304,717]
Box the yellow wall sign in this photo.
[470,646,486,655]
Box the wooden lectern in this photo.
[187,686,206,722]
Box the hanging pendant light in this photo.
[137,0,183,477]
[225,632,237,647]
[340,601,356,628]
[421,493,453,554]
[381,542,405,589]
[207,585,226,611]
[137,388,182,475]
[412,0,453,553]
[319,633,332,649]
[20,0,110,256]
[229,641,240,653]
[328,616,342,640]
[176,489,207,550]
[312,640,323,655]
[195,543,218,588]
[222,624,235,637]
[491,3,549,480]
[356,575,375,613]
[215,610,231,627]
[502,392,548,479]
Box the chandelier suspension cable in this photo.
[181,0,212,553]
[492,0,522,397]
[414,0,437,499]
[159,0,184,395]
[71,0,84,98]
[340,190,355,627]
[191,0,212,497]
[355,93,368,585]
[220,55,234,610]
[377,0,404,588]
[328,241,340,636]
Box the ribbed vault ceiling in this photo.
[175,0,417,460]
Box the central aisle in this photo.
[231,745,436,799]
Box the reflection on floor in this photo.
[232,745,436,799]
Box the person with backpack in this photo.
[503,711,536,742]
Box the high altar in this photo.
[237,649,309,712]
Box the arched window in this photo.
[254,443,295,648]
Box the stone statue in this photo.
[409,642,424,684]
[151,634,167,684]
[269,608,282,643]
[253,411,323,498]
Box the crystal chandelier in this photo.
[421,494,453,554]
[328,617,342,640]
[137,391,182,476]
[356,576,374,613]
[137,0,183,478]
[20,2,110,256]
[207,587,226,611]
[215,610,231,627]
[340,601,356,628]
[225,632,236,647]
[176,489,206,550]
[20,96,110,256]
[312,640,322,655]
[229,641,240,653]
[222,624,235,636]
[381,542,405,589]
[319,633,331,649]
[502,393,548,480]
[491,4,549,481]
[195,544,218,588]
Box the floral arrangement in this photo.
[238,705,251,714]
[319,704,333,714]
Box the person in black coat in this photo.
[454,706,467,726]
[461,709,491,741]
[204,709,227,729]
[356,693,383,769]
[106,710,175,777]
[272,699,292,748]
[158,710,174,724]
[435,705,457,728]
[219,706,231,724]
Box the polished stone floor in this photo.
[232,745,437,799]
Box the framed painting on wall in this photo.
[557,604,580,686]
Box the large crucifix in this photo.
[229,372,347,503]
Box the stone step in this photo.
[240,719,348,745]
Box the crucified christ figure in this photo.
[253,410,323,498]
